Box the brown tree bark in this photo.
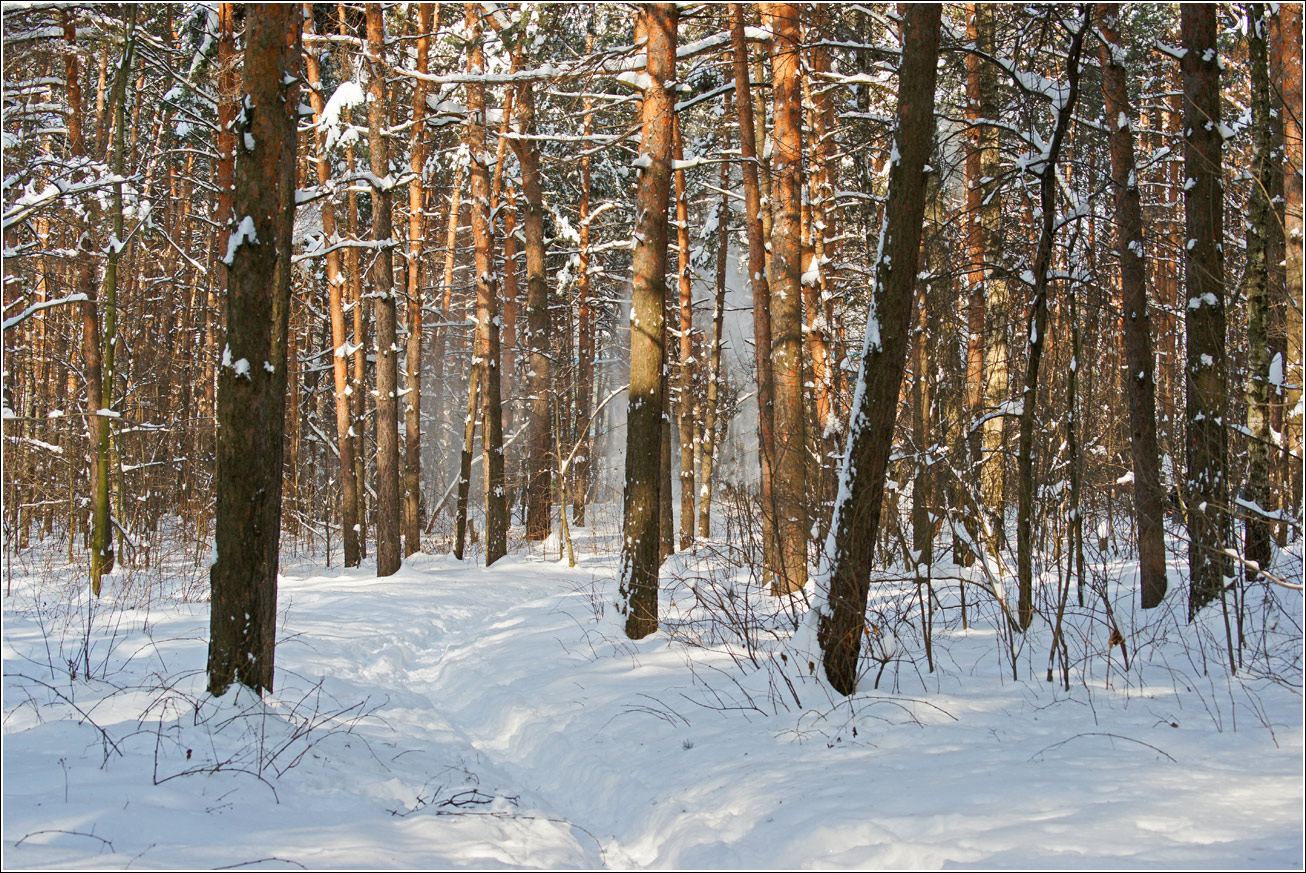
[403,3,434,557]
[731,4,779,585]
[513,74,552,542]
[1015,11,1086,631]
[1181,5,1231,618]
[465,3,508,565]
[804,8,839,535]
[673,117,696,550]
[302,6,361,567]
[698,94,732,539]
[1241,3,1280,583]
[818,4,940,696]
[619,3,676,640]
[65,10,114,593]
[960,3,990,567]
[761,2,807,595]
[1270,4,1303,536]
[367,1,402,578]
[573,24,597,526]
[976,4,1008,557]
[207,3,300,696]
[1099,3,1166,608]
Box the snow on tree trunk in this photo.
[207,3,300,697]
[619,3,676,640]
[816,4,940,696]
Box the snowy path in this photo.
[4,540,1303,869]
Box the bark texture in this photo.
[1099,4,1167,608]
[762,2,808,595]
[465,3,508,565]
[818,4,940,696]
[367,2,402,578]
[302,7,360,568]
[1181,5,1231,618]
[619,3,676,640]
[1015,11,1085,631]
[208,4,300,696]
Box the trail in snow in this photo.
[3,522,1303,869]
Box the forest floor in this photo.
[3,512,1303,869]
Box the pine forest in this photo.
[2,3,1303,868]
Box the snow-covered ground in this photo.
[4,515,1303,869]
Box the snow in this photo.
[221,216,259,266]
[3,520,1301,869]
[616,70,655,92]
[1269,352,1284,388]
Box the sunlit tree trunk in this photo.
[974,4,1009,558]
[367,2,402,578]
[1270,5,1302,539]
[1241,3,1280,583]
[573,24,597,527]
[761,2,807,595]
[403,3,434,557]
[619,3,676,640]
[302,7,361,567]
[730,5,780,588]
[960,3,988,568]
[698,94,732,539]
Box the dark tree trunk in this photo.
[1181,5,1231,618]
[1098,3,1167,609]
[619,3,676,640]
[208,4,300,697]
[1241,3,1282,582]
[818,4,940,696]
[1015,11,1085,631]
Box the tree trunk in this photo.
[818,4,940,696]
[975,4,1009,558]
[673,117,696,550]
[1241,3,1280,583]
[367,2,402,578]
[761,3,807,596]
[1181,5,1231,618]
[465,3,508,565]
[515,75,552,543]
[573,24,597,526]
[1016,12,1085,631]
[619,3,676,640]
[698,96,732,539]
[731,4,779,589]
[207,3,300,696]
[1099,3,1166,608]
[302,7,361,567]
[403,3,434,557]
[960,2,988,568]
[1270,5,1302,540]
